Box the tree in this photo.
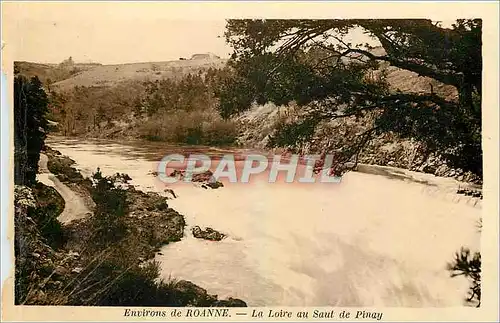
[219,19,482,177]
[447,247,481,307]
[14,75,49,186]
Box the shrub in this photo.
[139,109,238,146]
[203,120,238,146]
[14,185,66,304]
[91,261,180,306]
[447,247,481,307]
[90,169,128,245]
[47,155,84,183]
[30,182,66,248]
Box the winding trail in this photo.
[37,153,90,224]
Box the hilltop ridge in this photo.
[15,54,227,90]
[51,56,227,90]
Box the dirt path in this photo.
[38,153,91,224]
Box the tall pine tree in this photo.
[14,75,49,186]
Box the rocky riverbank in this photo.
[235,103,482,184]
[14,147,246,306]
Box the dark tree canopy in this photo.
[218,19,482,177]
[14,75,49,185]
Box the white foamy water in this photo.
[46,136,481,307]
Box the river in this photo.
[46,136,481,307]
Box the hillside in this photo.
[236,63,458,148]
[14,61,102,85]
[51,57,227,91]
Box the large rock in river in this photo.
[191,226,226,241]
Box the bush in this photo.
[203,120,238,146]
[47,155,84,183]
[447,247,481,307]
[139,110,238,146]
[90,169,129,245]
[14,185,66,304]
[30,182,66,248]
[91,261,180,306]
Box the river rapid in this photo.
[46,136,481,307]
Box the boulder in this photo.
[174,280,217,306]
[174,280,247,307]
[192,226,226,241]
[215,297,248,307]
[168,170,224,189]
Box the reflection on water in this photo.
[46,135,481,307]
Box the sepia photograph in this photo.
[1,2,499,322]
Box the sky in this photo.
[3,3,233,64]
[3,2,461,65]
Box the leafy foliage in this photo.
[48,82,144,136]
[139,72,214,116]
[84,261,181,306]
[46,153,85,183]
[219,19,482,176]
[134,70,238,145]
[90,169,129,245]
[30,183,66,248]
[48,68,239,146]
[14,75,49,185]
[447,247,481,306]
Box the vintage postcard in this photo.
[1,1,499,322]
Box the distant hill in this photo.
[17,48,456,101]
[14,61,102,86]
[50,57,227,91]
